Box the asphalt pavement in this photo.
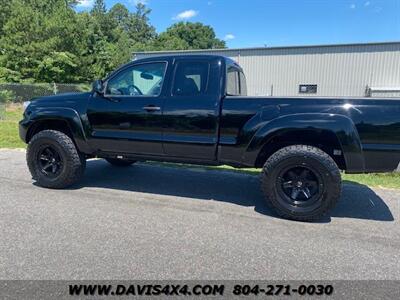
[0,149,399,280]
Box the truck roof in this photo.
[105,54,242,81]
[134,54,240,69]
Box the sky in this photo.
[76,0,400,48]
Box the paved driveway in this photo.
[0,149,399,279]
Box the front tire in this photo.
[261,145,341,221]
[27,130,86,189]
[105,158,136,167]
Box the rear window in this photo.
[227,69,240,96]
[227,67,247,96]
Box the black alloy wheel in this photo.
[277,165,324,212]
[37,145,64,178]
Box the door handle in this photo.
[143,105,161,112]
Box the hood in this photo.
[31,92,92,104]
[30,92,91,106]
[28,92,92,113]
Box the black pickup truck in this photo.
[19,55,400,221]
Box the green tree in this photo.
[75,10,130,80]
[0,0,84,82]
[76,12,111,79]
[128,3,157,45]
[0,1,226,83]
[91,0,106,16]
[153,22,226,50]
[0,0,13,37]
[91,0,117,42]
[36,52,79,82]
[109,3,129,29]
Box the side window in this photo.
[226,67,240,96]
[173,61,210,96]
[239,72,247,96]
[106,62,166,96]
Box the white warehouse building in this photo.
[134,41,400,98]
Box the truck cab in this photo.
[86,55,247,164]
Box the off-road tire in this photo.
[261,145,341,222]
[105,158,136,167]
[27,130,86,189]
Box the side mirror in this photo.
[92,80,104,95]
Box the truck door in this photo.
[162,58,222,160]
[86,61,167,155]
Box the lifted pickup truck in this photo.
[20,55,400,221]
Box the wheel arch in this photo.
[243,113,365,172]
[254,129,347,170]
[25,108,93,154]
[27,119,72,142]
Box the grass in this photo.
[1,104,400,189]
[0,104,26,148]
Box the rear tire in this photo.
[27,130,86,189]
[261,145,341,222]
[105,158,136,167]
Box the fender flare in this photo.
[26,107,93,154]
[242,113,365,172]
